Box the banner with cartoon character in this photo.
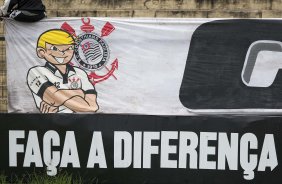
[6,17,195,115]
[7,18,282,115]
[4,18,282,184]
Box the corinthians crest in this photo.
[61,18,118,85]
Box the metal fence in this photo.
[0,35,6,113]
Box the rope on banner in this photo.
[0,35,6,113]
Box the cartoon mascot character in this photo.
[27,29,99,113]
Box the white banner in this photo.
[6,18,207,115]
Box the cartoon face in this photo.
[37,43,74,65]
[36,29,75,65]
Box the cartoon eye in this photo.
[50,46,58,51]
[68,46,74,50]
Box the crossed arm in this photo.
[40,86,99,113]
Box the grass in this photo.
[0,171,99,184]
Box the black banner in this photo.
[180,19,282,110]
[0,114,282,184]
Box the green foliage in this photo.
[0,171,98,184]
[0,173,7,184]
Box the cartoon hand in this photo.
[40,101,59,114]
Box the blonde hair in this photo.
[37,29,74,49]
